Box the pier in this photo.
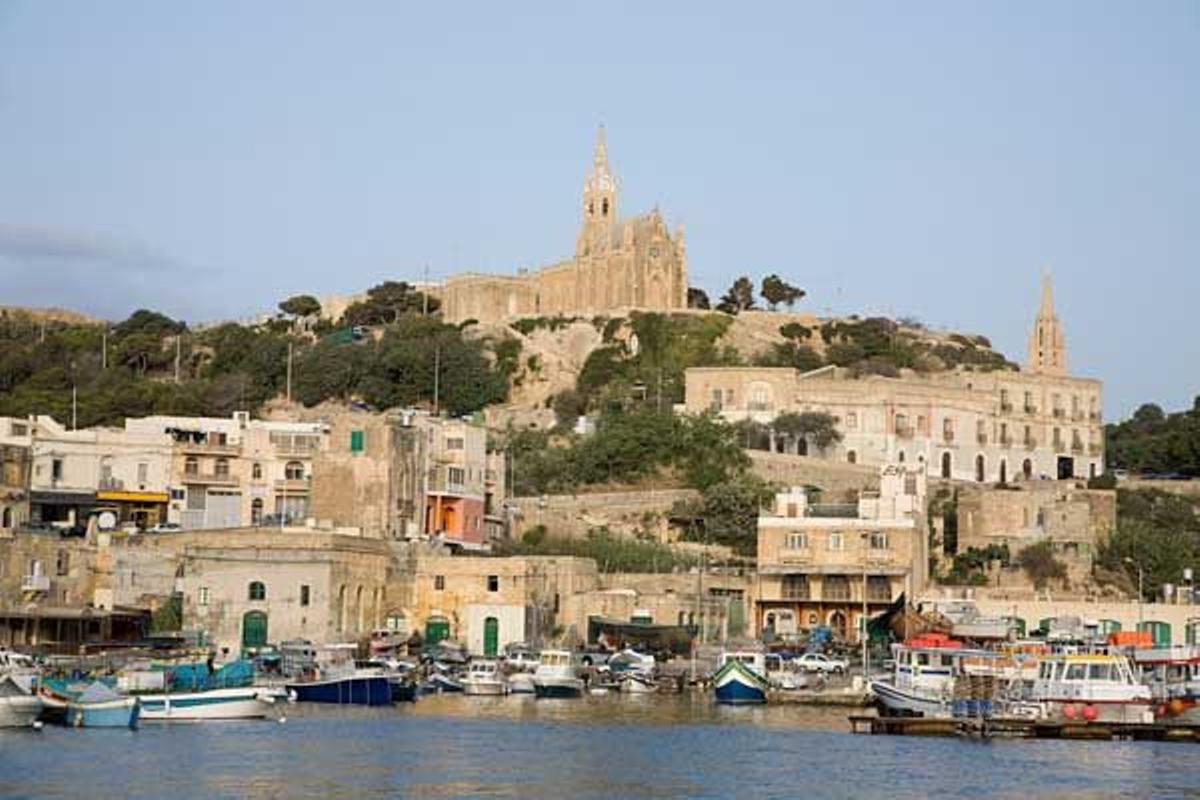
[849,714,1200,743]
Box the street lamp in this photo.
[1124,557,1144,627]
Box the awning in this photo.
[30,490,96,506]
[96,490,169,504]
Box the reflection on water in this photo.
[2,694,1199,799]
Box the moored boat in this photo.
[1032,652,1153,723]
[463,660,509,696]
[286,644,393,706]
[1134,645,1200,722]
[0,675,43,728]
[713,652,770,705]
[139,686,282,721]
[532,650,584,699]
[507,672,536,694]
[64,683,139,729]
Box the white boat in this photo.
[463,660,509,696]
[870,637,1017,718]
[1134,645,1200,723]
[531,650,584,698]
[0,649,40,694]
[1032,652,1153,723]
[139,686,284,721]
[619,672,658,694]
[507,672,536,694]
[0,675,43,728]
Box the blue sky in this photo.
[1,2,1196,418]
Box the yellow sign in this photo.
[95,490,169,504]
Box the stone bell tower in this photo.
[576,126,617,256]
[1027,273,1067,375]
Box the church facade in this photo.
[440,129,689,324]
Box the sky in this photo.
[1,2,1196,419]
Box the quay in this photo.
[849,714,1200,743]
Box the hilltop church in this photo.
[439,129,689,324]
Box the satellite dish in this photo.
[97,511,117,530]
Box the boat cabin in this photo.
[1032,654,1148,703]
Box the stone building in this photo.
[956,481,1116,587]
[309,410,505,544]
[685,278,1104,483]
[440,129,688,324]
[126,413,329,529]
[0,417,33,534]
[178,530,393,656]
[755,465,927,641]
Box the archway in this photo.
[251,498,264,526]
[829,610,847,639]
[337,585,347,632]
[975,455,985,482]
[941,452,952,479]
[242,611,268,651]
[1,507,11,529]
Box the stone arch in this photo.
[337,585,347,632]
[355,585,365,633]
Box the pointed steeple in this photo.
[593,124,608,169]
[1027,272,1067,374]
[577,125,618,256]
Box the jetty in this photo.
[849,714,1200,743]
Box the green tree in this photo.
[687,287,711,309]
[716,276,756,314]
[760,274,806,311]
[341,281,440,326]
[771,411,842,453]
[679,473,774,555]
[278,294,322,318]
[1015,541,1067,589]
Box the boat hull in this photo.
[507,673,535,694]
[620,676,658,694]
[140,687,279,721]
[66,698,139,729]
[390,681,418,703]
[463,679,509,696]
[869,679,949,718]
[713,661,768,705]
[1041,699,1153,724]
[0,695,43,728]
[286,676,392,706]
[532,678,584,698]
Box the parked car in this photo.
[795,653,849,674]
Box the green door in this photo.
[1099,619,1122,636]
[1139,620,1172,646]
[425,617,450,645]
[1005,617,1027,637]
[242,611,268,650]
[483,617,499,658]
[1187,620,1200,645]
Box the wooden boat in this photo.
[532,650,584,698]
[713,652,770,705]
[64,683,139,729]
[139,686,283,721]
[0,675,42,728]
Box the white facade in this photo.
[464,603,526,656]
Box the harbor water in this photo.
[3,694,1200,799]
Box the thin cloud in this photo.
[0,223,187,274]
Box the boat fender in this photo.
[1081,705,1098,722]
[1061,704,1078,720]
[32,720,44,731]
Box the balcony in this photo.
[942,431,955,443]
[178,440,240,456]
[1024,405,1038,415]
[1053,439,1065,452]
[22,574,50,593]
[1071,441,1084,454]
[1000,402,1013,414]
[867,586,894,603]
[895,426,914,439]
[999,436,1012,449]
[98,476,125,491]
[1089,411,1101,422]
[1072,411,1084,422]
[182,471,240,486]
[1052,408,1065,419]
[822,585,852,602]
[274,477,312,494]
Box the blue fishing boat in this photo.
[286,674,392,705]
[64,682,140,729]
[713,652,770,705]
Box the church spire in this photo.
[1027,272,1067,374]
[593,124,608,169]
[577,125,617,256]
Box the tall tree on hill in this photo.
[760,274,806,311]
[716,276,757,314]
[278,294,322,319]
[687,287,711,310]
[341,281,440,326]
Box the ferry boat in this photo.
[1131,646,1200,722]
[0,675,43,728]
[463,660,509,696]
[1031,652,1152,723]
[531,650,584,698]
[713,652,770,705]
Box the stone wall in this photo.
[510,489,697,540]
[747,451,882,499]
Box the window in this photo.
[137,462,148,485]
[1065,663,1087,681]
[285,461,304,480]
[251,498,264,525]
[749,385,771,412]
[248,581,266,601]
[300,584,310,607]
[827,532,844,551]
[1088,663,1111,681]
[782,575,809,600]
[823,575,851,600]
[198,587,210,606]
[434,575,445,591]
[446,437,465,450]
[785,532,808,550]
[867,576,892,601]
[487,575,499,592]
[56,551,69,576]
[215,458,230,477]
[448,467,466,486]
[252,462,263,480]
[350,430,365,453]
[869,532,888,550]
[846,412,858,430]
[847,450,857,464]
[710,389,723,410]
[943,418,954,441]
[184,456,199,476]
[52,458,63,481]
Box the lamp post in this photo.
[1124,556,1144,627]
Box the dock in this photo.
[849,714,1200,743]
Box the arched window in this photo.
[975,455,986,482]
[1,507,11,529]
[1023,459,1033,479]
[251,498,264,525]
[252,462,263,480]
[215,457,230,477]
[356,585,366,632]
[285,461,304,481]
[337,585,347,631]
[248,581,266,601]
[941,452,952,479]
[184,456,199,476]
[602,197,609,216]
[999,460,1007,484]
[897,451,906,464]
[847,450,857,464]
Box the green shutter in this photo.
[350,430,365,453]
